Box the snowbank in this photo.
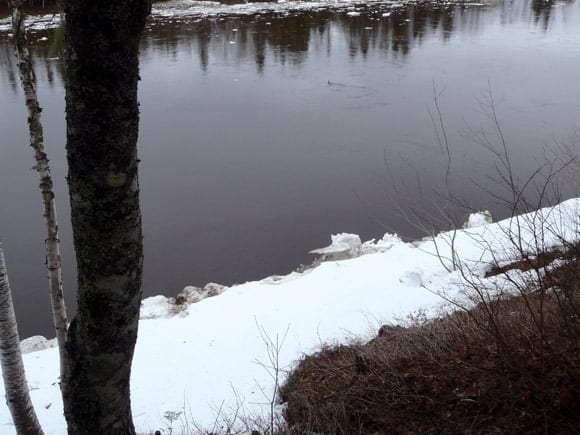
[20,336,57,354]
[0,198,578,434]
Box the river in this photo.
[0,0,579,337]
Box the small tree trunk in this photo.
[10,0,70,398]
[63,0,150,433]
[0,240,44,435]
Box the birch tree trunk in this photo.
[0,240,44,435]
[63,0,150,433]
[10,0,70,398]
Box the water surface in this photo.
[0,0,579,337]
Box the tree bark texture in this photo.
[10,0,70,397]
[0,240,44,435]
[63,0,150,433]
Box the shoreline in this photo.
[0,0,488,33]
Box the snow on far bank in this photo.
[0,13,60,34]
[0,1,383,33]
[1,198,578,434]
[150,0,411,20]
[0,1,486,33]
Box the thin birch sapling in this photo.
[10,0,70,396]
[0,240,44,435]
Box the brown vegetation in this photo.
[281,248,579,434]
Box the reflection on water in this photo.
[140,0,574,70]
[1,1,575,80]
[0,0,579,337]
[531,0,556,29]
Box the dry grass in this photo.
[281,251,580,434]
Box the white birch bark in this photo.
[0,240,44,434]
[10,0,70,394]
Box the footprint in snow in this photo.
[399,270,424,287]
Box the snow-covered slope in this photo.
[1,198,578,434]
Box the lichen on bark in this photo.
[63,0,151,433]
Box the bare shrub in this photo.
[281,251,579,433]
[281,99,580,433]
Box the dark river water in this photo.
[0,0,579,338]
